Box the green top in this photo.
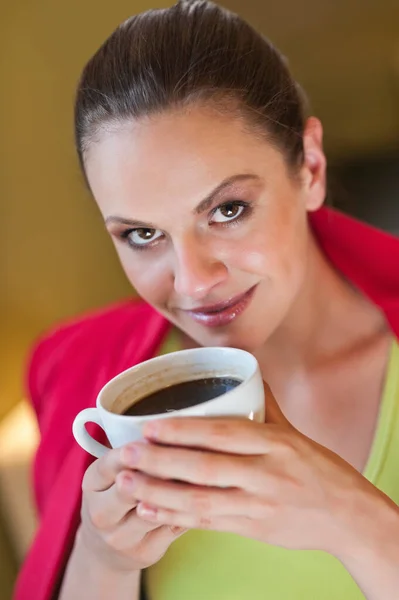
[145,335,399,600]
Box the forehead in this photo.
[85,106,287,217]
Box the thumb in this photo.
[263,380,292,427]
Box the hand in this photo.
[79,445,186,573]
[118,383,390,559]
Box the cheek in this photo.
[229,205,309,286]
[114,246,173,306]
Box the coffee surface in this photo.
[121,376,241,416]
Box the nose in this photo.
[173,239,228,301]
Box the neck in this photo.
[255,233,388,383]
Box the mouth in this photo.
[183,285,257,328]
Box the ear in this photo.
[301,117,327,213]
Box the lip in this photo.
[183,285,257,328]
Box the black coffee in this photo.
[122,376,241,417]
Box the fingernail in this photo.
[138,503,157,519]
[170,526,185,536]
[121,471,136,491]
[143,421,160,440]
[123,444,141,467]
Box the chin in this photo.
[181,317,269,354]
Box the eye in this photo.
[210,201,246,224]
[124,228,163,248]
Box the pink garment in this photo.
[14,207,399,599]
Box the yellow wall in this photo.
[1,4,171,592]
[1,0,170,421]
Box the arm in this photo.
[336,492,399,600]
[59,528,141,600]
[14,307,169,600]
[58,444,184,600]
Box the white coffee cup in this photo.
[72,347,265,458]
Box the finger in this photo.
[142,523,187,557]
[121,442,257,487]
[82,446,135,492]
[142,417,269,454]
[263,381,291,426]
[126,471,263,517]
[108,502,164,542]
[84,464,151,529]
[94,507,166,557]
[137,504,259,538]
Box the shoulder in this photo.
[26,299,162,418]
[310,207,399,338]
[34,298,152,343]
[28,298,150,370]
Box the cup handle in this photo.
[72,408,110,458]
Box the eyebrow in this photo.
[193,173,260,215]
[105,173,260,228]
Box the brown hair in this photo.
[74,0,308,176]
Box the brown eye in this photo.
[211,202,245,223]
[127,228,163,247]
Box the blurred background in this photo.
[1,0,398,596]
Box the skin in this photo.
[60,105,399,600]
[88,106,320,353]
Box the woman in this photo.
[15,1,399,599]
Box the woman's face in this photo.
[85,107,326,352]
